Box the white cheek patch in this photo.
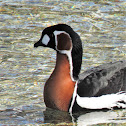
[42,34,50,45]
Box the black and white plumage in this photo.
[71,61,126,112]
[34,24,126,113]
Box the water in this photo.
[0,0,126,125]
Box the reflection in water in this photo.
[43,108,126,125]
[76,110,126,125]
[43,108,72,124]
[0,0,126,125]
[0,107,126,125]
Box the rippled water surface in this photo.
[0,0,126,125]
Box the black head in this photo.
[34,24,83,80]
[34,24,73,50]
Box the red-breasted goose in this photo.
[34,24,126,113]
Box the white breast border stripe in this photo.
[69,81,78,113]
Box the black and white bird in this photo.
[34,24,126,113]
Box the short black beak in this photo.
[34,39,44,48]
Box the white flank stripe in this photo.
[42,34,50,45]
[76,92,126,109]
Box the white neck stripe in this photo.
[53,30,75,82]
